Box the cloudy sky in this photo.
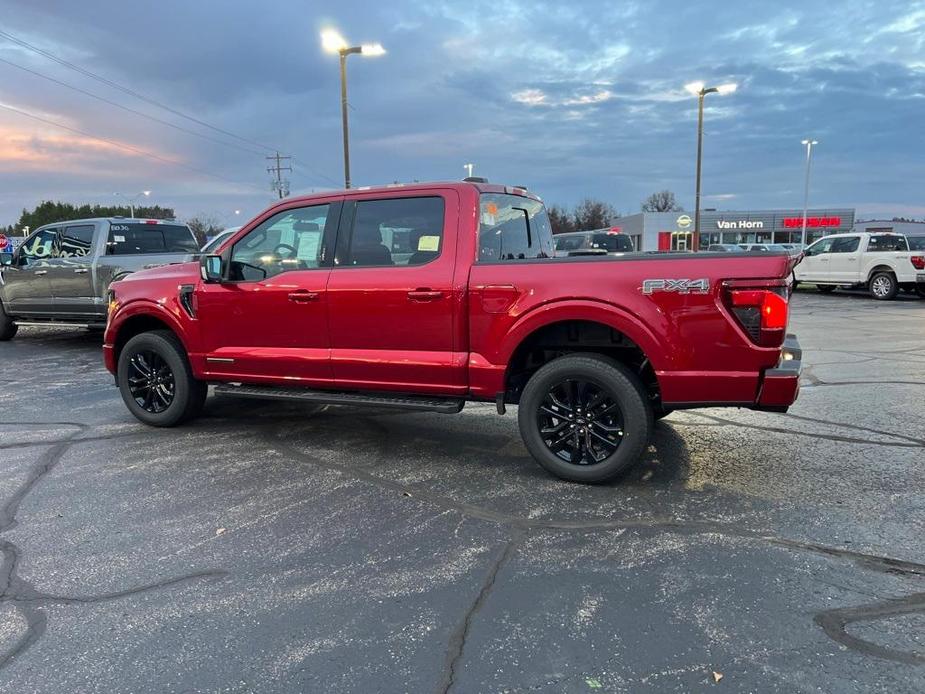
[1,0,923,227]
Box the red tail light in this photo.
[725,286,789,346]
[911,256,925,270]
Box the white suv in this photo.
[794,232,925,300]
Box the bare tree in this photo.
[186,215,224,247]
[641,190,683,213]
[547,205,576,234]
[573,198,619,230]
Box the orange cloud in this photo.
[0,123,172,174]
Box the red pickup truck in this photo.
[104,181,801,483]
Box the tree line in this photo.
[2,190,686,240]
[547,190,683,234]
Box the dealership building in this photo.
[615,208,857,252]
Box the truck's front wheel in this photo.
[117,330,207,427]
[517,354,652,483]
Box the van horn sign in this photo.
[716,220,764,230]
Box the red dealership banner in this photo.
[782,216,842,228]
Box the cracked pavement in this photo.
[0,289,923,692]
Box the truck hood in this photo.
[117,260,200,284]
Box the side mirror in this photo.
[200,254,224,282]
[0,252,12,267]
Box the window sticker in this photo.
[114,235,126,242]
[417,235,440,252]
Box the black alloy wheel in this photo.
[518,354,652,483]
[127,349,176,413]
[117,330,207,427]
[537,378,624,465]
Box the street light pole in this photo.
[322,30,385,190]
[694,89,709,244]
[464,163,474,178]
[685,81,737,248]
[114,190,151,218]
[800,139,818,247]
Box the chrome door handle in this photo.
[33,270,47,275]
[407,289,444,302]
[288,290,320,303]
[74,268,89,274]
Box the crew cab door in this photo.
[796,237,835,281]
[827,235,862,282]
[195,200,340,385]
[48,223,99,318]
[2,227,60,316]
[326,190,465,394]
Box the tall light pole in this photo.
[114,190,151,218]
[800,139,818,247]
[685,81,737,246]
[321,29,385,189]
[464,163,474,178]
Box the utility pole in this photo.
[266,152,292,199]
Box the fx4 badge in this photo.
[641,278,710,295]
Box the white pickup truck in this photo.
[794,232,925,300]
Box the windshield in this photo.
[106,223,198,255]
[592,232,634,252]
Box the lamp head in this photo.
[321,29,348,54]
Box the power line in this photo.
[0,56,267,157]
[0,28,279,153]
[0,101,266,192]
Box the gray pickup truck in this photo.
[0,217,198,340]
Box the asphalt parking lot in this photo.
[0,289,923,693]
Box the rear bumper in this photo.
[754,334,802,411]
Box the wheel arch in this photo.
[500,301,665,405]
[867,264,897,283]
[110,302,190,368]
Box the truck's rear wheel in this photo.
[869,272,898,300]
[0,303,16,341]
[117,330,206,427]
[518,354,652,483]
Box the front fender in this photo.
[105,297,192,354]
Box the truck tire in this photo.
[0,302,17,341]
[869,272,898,301]
[817,284,837,293]
[917,285,925,299]
[117,330,207,427]
[518,354,652,483]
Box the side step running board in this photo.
[213,383,465,414]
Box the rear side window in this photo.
[592,232,634,252]
[867,235,908,252]
[830,236,860,253]
[60,225,95,257]
[908,237,925,251]
[478,194,553,262]
[106,223,198,255]
[340,196,445,268]
[554,234,588,252]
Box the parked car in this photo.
[201,227,240,253]
[104,181,802,483]
[0,218,198,340]
[554,228,634,256]
[793,232,925,300]
[707,243,745,252]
